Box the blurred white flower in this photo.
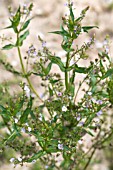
[78,140,83,145]
[24,85,30,97]
[21,128,26,133]
[10,158,15,163]
[62,106,67,112]
[18,157,22,162]
[28,127,32,132]
[14,118,18,124]
[58,143,64,150]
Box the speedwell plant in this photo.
[0,1,113,170]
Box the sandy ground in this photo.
[0,0,113,170]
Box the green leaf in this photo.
[49,26,70,38]
[48,56,65,72]
[82,26,99,33]
[2,44,15,50]
[49,86,53,97]
[27,150,46,162]
[5,131,17,144]
[102,68,113,79]
[68,84,75,97]
[0,105,6,111]
[46,147,58,153]
[8,6,21,33]
[84,128,94,137]
[20,108,31,124]
[70,5,74,23]
[68,64,89,73]
[16,30,29,46]
[20,19,31,32]
[40,62,52,76]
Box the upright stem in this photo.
[65,52,70,91]
[84,148,96,170]
[17,34,43,103]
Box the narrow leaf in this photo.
[16,30,29,46]
[102,69,113,79]
[2,44,15,50]
[27,150,46,162]
[20,108,31,124]
[20,19,31,32]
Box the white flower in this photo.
[87,91,92,96]
[77,115,81,121]
[62,106,67,112]
[39,113,43,121]
[24,85,30,97]
[18,157,22,162]
[28,127,32,132]
[32,160,36,163]
[14,118,18,123]
[96,110,103,116]
[78,121,84,127]
[58,143,64,150]
[45,165,49,169]
[21,128,26,133]
[25,123,29,126]
[10,158,15,163]
[78,140,83,145]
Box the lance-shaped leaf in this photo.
[39,62,52,76]
[67,64,90,73]
[16,30,29,46]
[2,44,15,50]
[20,19,31,32]
[102,68,113,80]
[70,5,74,23]
[49,26,70,38]
[48,55,65,72]
[27,150,46,162]
[20,107,31,124]
[82,26,99,33]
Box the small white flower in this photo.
[28,127,32,132]
[53,111,57,117]
[87,91,92,96]
[62,106,67,112]
[78,140,83,145]
[77,115,81,121]
[14,118,18,123]
[96,100,103,105]
[78,121,84,127]
[32,160,36,163]
[24,85,30,97]
[45,165,49,169]
[57,92,62,97]
[96,110,103,116]
[10,158,15,163]
[25,122,29,126]
[18,157,22,162]
[58,143,64,150]
[81,28,84,33]
[21,128,26,133]
[39,113,43,121]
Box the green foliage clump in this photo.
[0,1,113,170]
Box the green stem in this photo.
[17,36,43,103]
[65,52,70,91]
[84,148,96,170]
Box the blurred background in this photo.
[0,0,113,170]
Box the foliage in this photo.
[0,1,113,170]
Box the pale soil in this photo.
[0,0,113,170]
